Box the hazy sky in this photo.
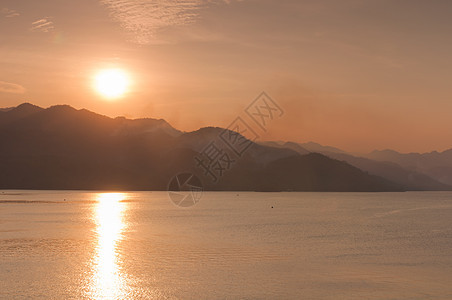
[1,0,452,153]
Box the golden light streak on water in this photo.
[89,192,129,299]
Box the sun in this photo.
[94,69,130,99]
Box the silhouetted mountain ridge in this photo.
[261,140,452,190]
[364,148,452,186]
[0,103,410,191]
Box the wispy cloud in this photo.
[0,81,26,94]
[1,7,20,18]
[30,18,54,32]
[100,0,242,44]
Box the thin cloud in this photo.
[1,7,20,18]
[31,18,54,32]
[100,0,243,44]
[0,81,26,94]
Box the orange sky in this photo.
[1,0,452,153]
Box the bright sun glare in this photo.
[94,69,130,99]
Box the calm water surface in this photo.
[1,191,452,299]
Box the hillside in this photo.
[0,103,404,191]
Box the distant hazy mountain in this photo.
[298,142,346,154]
[364,149,452,186]
[0,103,403,191]
[259,141,310,155]
[262,141,452,191]
[260,141,345,155]
[261,141,451,191]
[316,152,450,191]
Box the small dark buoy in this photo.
[271,206,274,208]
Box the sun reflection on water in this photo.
[90,192,129,299]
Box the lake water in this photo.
[1,191,452,299]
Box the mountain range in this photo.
[260,142,451,191]
[0,103,450,192]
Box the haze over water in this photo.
[1,191,452,299]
